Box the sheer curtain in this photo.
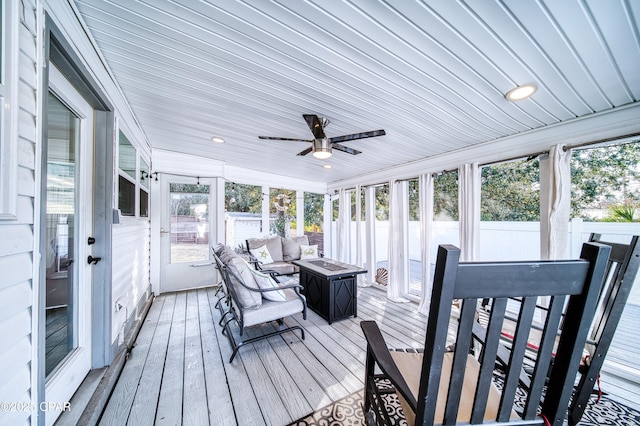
[417,173,434,316]
[388,180,409,302]
[540,144,571,259]
[458,163,481,262]
[337,188,350,263]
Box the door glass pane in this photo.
[45,92,79,377]
[170,183,210,263]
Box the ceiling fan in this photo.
[258,114,386,159]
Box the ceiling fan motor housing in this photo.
[312,138,332,159]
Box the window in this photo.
[0,0,17,218]
[118,132,136,216]
[430,171,459,280]
[407,179,421,294]
[373,184,389,286]
[478,158,540,261]
[304,192,324,255]
[117,130,150,218]
[139,158,149,217]
[224,182,263,247]
[270,188,295,237]
[571,141,640,222]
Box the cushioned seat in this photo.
[242,289,305,328]
[391,352,513,424]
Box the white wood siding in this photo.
[111,220,151,344]
[0,0,39,424]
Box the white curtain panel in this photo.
[418,173,434,316]
[458,163,481,262]
[388,180,409,302]
[337,188,350,263]
[541,144,571,259]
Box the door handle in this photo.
[87,255,102,265]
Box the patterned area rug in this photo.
[288,383,640,426]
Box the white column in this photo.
[261,185,270,235]
[296,190,304,237]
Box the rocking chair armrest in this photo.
[360,321,417,411]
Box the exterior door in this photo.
[160,176,217,292]
[43,64,94,425]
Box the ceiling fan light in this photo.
[312,138,332,159]
[505,84,537,101]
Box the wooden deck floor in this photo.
[97,285,640,426]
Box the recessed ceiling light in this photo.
[322,164,332,169]
[211,136,225,144]
[505,84,537,101]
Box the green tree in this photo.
[304,192,324,231]
[225,182,262,213]
[481,158,540,221]
[170,184,209,216]
[434,171,458,220]
[571,142,640,220]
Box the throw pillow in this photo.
[227,257,262,309]
[300,244,319,259]
[247,236,284,262]
[250,269,287,302]
[282,235,309,261]
[250,245,274,264]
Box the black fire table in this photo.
[292,258,367,324]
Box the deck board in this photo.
[127,293,173,426]
[99,297,165,426]
[200,288,237,426]
[155,292,186,426]
[100,284,640,425]
[183,291,210,425]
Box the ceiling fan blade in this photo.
[332,143,362,155]
[303,114,326,139]
[259,136,313,142]
[297,146,313,156]
[329,129,386,144]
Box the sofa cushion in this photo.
[282,236,310,261]
[227,256,262,309]
[249,244,274,264]
[250,269,286,302]
[300,244,319,259]
[263,261,297,275]
[242,290,305,328]
[247,236,283,262]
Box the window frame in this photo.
[0,0,18,219]
[117,129,150,218]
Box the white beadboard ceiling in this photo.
[72,0,640,184]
